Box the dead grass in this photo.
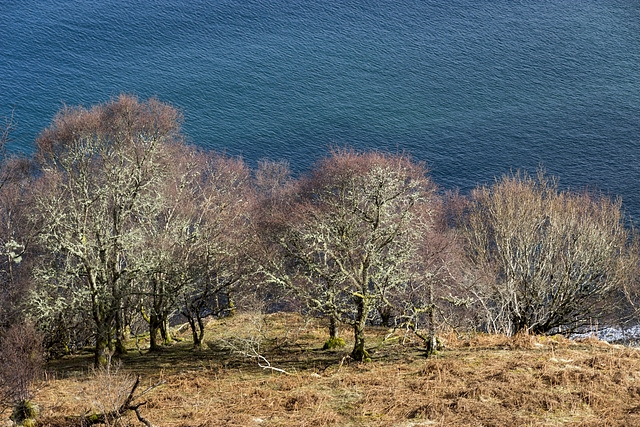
[24,313,640,426]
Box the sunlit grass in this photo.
[32,312,640,426]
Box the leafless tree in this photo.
[461,171,640,335]
[132,144,204,352]
[29,95,184,366]
[398,192,470,355]
[0,112,40,349]
[158,152,256,349]
[258,149,436,361]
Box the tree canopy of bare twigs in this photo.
[173,153,256,348]
[0,111,37,332]
[5,92,640,377]
[462,171,640,335]
[398,192,469,354]
[258,149,437,361]
[29,94,184,366]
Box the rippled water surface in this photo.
[2,1,639,218]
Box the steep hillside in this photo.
[31,313,640,426]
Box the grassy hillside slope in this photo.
[30,313,640,426]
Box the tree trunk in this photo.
[351,298,370,362]
[512,313,527,336]
[379,306,392,327]
[93,301,114,367]
[425,331,438,355]
[227,293,236,317]
[329,315,338,340]
[187,316,200,348]
[148,313,160,352]
[351,321,368,362]
[114,309,127,355]
[186,312,206,348]
[95,326,109,368]
[196,314,205,347]
[425,281,437,356]
[160,317,172,345]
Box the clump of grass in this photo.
[323,337,346,350]
[77,353,136,426]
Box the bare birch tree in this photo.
[462,171,639,335]
[0,112,38,330]
[259,149,436,361]
[399,193,469,355]
[174,153,255,349]
[29,95,184,366]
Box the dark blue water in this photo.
[2,1,640,219]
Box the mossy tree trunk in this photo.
[188,314,206,348]
[148,312,161,352]
[328,315,338,340]
[10,400,39,426]
[323,315,345,349]
[160,317,172,345]
[94,326,110,368]
[226,292,236,317]
[92,294,114,367]
[351,322,368,362]
[113,309,127,355]
[351,297,370,362]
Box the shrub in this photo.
[0,322,43,424]
[462,171,639,334]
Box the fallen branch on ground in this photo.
[83,376,166,426]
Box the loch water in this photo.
[2,0,640,219]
